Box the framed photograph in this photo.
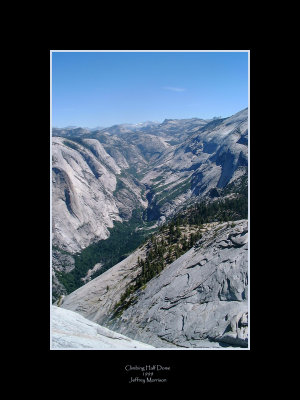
[50,49,249,379]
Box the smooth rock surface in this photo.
[51,306,154,349]
[107,220,248,348]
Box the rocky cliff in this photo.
[140,108,248,220]
[52,136,146,253]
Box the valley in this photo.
[51,108,249,349]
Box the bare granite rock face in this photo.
[52,137,145,253]
[52,248,75,273]
[52,137,121,253]
[51,306,154,350]
[52,248,76,300]
[104,219,248,348]
[60,245,147,321]
[51,135,148,300]
[107,219,248,348]
[61,220,248,348]
[140,108,248,220]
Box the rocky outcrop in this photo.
[52,137,121,253]
[51,306,154,349]
[61,220,248,348]
[107,219,248,348]
[52,248,76,299]
[140,108,248,219]
[52,137,145,253]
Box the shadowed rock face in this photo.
[61,220,248,348]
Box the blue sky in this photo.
[52,51,248,128]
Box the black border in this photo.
[35,46,262,388]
